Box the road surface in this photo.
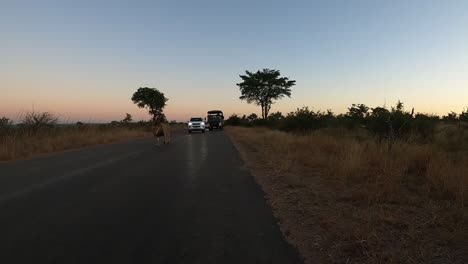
[0,131,301,264]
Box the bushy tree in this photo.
[225,114,242,126]
[282,107,322,131]
[389,101,413,138]
[247,113,258,121]
[367,107,391,137]
[461,108,468,122]
[22,111,57,133]
[131,87,168,122]
[237,69,295,119]
[321,109,337,127]
[365,101,414,139]
[442,111,458,122]
[268,111,284,121]
[412,113,439,141]
[23,111,57,126]
[157,113,168,123]
[346,104,369,126]
[121,113,133,124]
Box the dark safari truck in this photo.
[206,110,224,131]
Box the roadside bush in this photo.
[225,114,247,126]
[0,117,13,136]
[0,116,12,127]
[22,111,58,134]
[461,108,468,122]
[366,107,391,138]
[251,118,268,127]
[110,121,120,127]
[120,113,133,126]
[281,107,323,132]
[388,102,413,138]
[411,113,439,141]
[443,111,458,122]
[228,101,468,147]
[345,103,369,127]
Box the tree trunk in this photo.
[265,103,271,119]
[260,102,266,119]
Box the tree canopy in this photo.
[131,87,168,122]
[121,113,133,124]
[237,69,295,119]
[247,113,258,121]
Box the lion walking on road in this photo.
[153,121,171,145]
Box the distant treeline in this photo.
[0,112,184,137]
[226,101,468,142]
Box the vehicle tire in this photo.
[188,130,192,134]
[209,128,213,131]
[202,130,206,133]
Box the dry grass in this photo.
[227,127,468,264]
[0,126,151,161]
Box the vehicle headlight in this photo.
[219,122,222,126]
[188,122,192,126]
[201,122,205,126]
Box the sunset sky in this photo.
[2,0,468,123]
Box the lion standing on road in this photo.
[153,119,171,146]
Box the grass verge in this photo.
[0,126,151,161]
[226,127,468,264]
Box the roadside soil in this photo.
[226,127,468,264]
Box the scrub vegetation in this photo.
[0,111,155,161]
[1,87,177,161]
[226,102,468,263]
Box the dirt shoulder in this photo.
[226,127,468,264]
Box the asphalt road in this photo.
[0,131,301,264]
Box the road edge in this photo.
[225,128,305,264]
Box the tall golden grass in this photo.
[0,126,151,161]
[227,126,468,263]
[231,126,468,205]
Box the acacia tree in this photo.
[237,69,295,119]
[121,113,133,124]
[131,87,168,122]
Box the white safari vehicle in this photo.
[187,117,206,133]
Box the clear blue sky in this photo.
[2,0,468,122]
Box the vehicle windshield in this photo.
[190,118,203,122]
[207,115,221,121]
